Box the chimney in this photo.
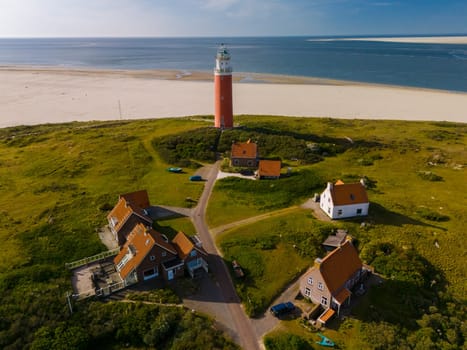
[360,178,366,187]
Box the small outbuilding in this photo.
[256,159,282,179]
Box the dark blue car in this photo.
[270,301,295,317]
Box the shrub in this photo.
[417,171,443,182]
[152,127,220,166]
[264,333,312,350]
[416,207,449,222]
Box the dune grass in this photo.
[0,116,465,349]
[0,117,223,349]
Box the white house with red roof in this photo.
[320,180,369,219]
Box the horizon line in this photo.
[1,33,467,39]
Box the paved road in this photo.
[191,162,260,350]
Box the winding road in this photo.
[190,161,261,350]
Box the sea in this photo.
[1,36,467,92]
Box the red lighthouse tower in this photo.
[214,44,233,128]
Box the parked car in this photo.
[270,301,295,317]
[189,175,202,181]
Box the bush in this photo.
[417,171,443,182]
[126,288,181,304]
[152,127,220,166]
[416,207,449,222]
[264,333,312,350]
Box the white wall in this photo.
[320,187,369,219]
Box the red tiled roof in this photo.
[231,141,258,159]
[107,197,152,233]
[120,190,150,209]
[257,160,281,177]
[114,223,155,279]
[319,240,362,294]
[331,181,368,206]
[334,288,351,304]
[318,308,335,323]
[114,223,176,279]
[172,232,208,259]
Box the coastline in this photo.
[309,35,467,44]
[344,36,467,44]
[1,66,466,128]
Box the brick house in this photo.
[172,232,209,278]
[230,140,258,167]
[299,239,367,323]
[113,223,184,285]
[107,190,153,246]
[320,180,369,219]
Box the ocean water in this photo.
[0,37,467,92]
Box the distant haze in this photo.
[0,0,466,37]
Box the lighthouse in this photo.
[214,44,233,129]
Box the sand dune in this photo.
[0,67,466,128]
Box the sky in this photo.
[0,0,466,37]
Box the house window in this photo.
[305,287,311,297]
[247,160,253,166]
[190,250,197,257]
[318,282,324,291]
[116,253,131,271]
[356,208,362,215]
[149,255,155,261]
[234,159,239,165]
[161,251,166,257]
[307,277,313,285]
[143,267,158,280]
[327,208,330,214]
[321,296,328,306]
[110,217,118,227]
[338,209,343,216]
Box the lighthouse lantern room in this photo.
[214,44,233,129]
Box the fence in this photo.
[65,248,120,270]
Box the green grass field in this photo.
[0,116,465,349]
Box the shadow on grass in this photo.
[172,253,241,305]
[365,202,447,230]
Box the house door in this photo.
[168,269,174,281]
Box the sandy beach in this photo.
[310,36,467,44]
[0,67,466,128]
